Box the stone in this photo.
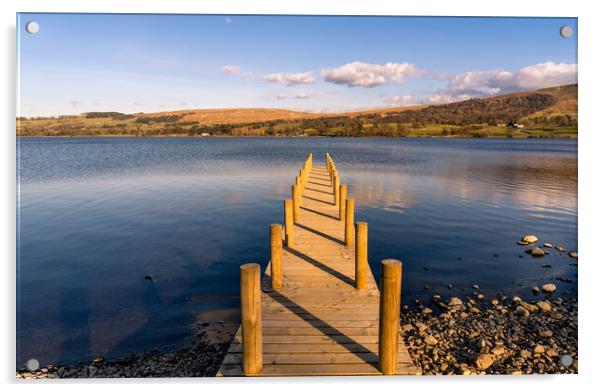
[448,297,463,307]
[475,353,495,370]
[425,335,438,345]
[529,247,546,257]
[491,299,499,305]
[512,296,522,303]
[537,301,552,313]
[476,293,485,301]
[520,350,532,359]
[543,243,554,248]
[533,344,546,354]
[515,306,530,318]
[532,286,540,294]
[519,301,538,312]
[432,294,441,302]
[422,307,433,315]
[473,284,480,290]
[542,284,557,293]
[491,345,506,356]
[568,251,578,259]
[555,246,567,252]
[538,329,553,338]
[546,349,559,357]
[401,324,414,333]
[144,275,157,281]
[518,235,538,245]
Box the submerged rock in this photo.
[528,247,546,257]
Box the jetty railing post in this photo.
[355,222,368,290]
[270,224,283,289]
[240,263,263,375]
[292,185,300,221]
[339,184,347,221]
[345,198,355,247]
[378,259,402,375]
[334,175,340,206]
[284,199,294,247]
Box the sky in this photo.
[17,14,577,117]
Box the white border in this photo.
[2,1,600,392]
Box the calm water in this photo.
[16,137,578,367]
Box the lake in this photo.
[16,137,578,367]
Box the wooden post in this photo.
[378,259,402,375]
[345,198,355,247]
[334,176,340,206]
[339,184,347,221]
[240,263,263,375]
[284,199,294,247]
[292,185,300,221]
[270,224,283,289]
[355,222,368,290]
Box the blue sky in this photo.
[17,14,577,117]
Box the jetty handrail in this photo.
[239,153,403,375]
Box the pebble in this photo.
[555,246,567,252]
[568,252,578,259]
[532,286,540,294]
[543,243,554,248]
[533,344,546,354]
[425,335,439,345]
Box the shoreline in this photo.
[16,293,577,378]
[16,134,578,139]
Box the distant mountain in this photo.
[17,84,576,138]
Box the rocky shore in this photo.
[18,293,577,378]
[400,294,578,375]
[16,322,234,379]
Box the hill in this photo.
[17,84,576,138]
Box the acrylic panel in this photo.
[16,13,577,378]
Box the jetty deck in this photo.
[217,155,419,376]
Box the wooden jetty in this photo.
[217,154,420,376]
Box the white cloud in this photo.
[321,61,426,88]
[448,61,577,95]
[386,95,416,106]
[220,65,240,75]
[276,92,315,100]
[263,71,316,86]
